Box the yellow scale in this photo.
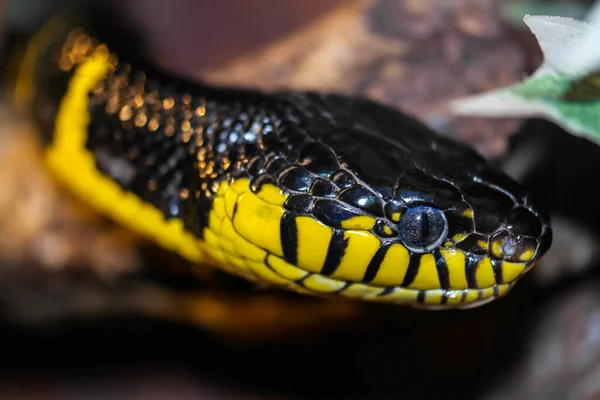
[18,33,529,308]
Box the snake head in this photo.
[279,117,551,309]
[201,94,552,309]
[391,137,552,309]
[224,96,552,309]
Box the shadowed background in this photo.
[1,1,600,399]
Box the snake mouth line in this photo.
[284,269,518,309]
[204,237,519,309]
[200,176,530,309]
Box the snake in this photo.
[11,4,552,310]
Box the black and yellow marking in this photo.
[368,243,410,286]
[321,229,349,276]
[280,212,299,265]
[14,14,545,311]
[340,215,377,230]
[329,231,380,282]
[295,216,334,273]
[46,47,208,263]
[433,249,450,289]
[475,258,496,288]
[401,256,421,288]
[492,259,504,284]
[409,254,441,290]
[362,242,393,283]
[465,254,480,289]
[519,248,536,262]
[200,175,522,307]
[491,238,504,259]
[444,249,469,288]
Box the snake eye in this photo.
[398,206,448,252]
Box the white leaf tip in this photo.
[448,91,547,118]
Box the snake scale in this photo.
[12,4,552,309]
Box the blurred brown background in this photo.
[1,1,600,399]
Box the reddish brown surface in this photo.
[195,0,524,157]
[119,0,348,73]
[117,0,525,157]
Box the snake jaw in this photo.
[193,171,537,309]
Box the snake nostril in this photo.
[501,237,519,259]
[490,230,538,262]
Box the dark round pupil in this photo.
[420,212,430,241]
[398,206,447,252]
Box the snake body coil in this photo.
[15,6,552,309]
